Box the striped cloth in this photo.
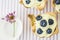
[0,0,60,40]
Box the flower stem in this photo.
[13,22,15,37]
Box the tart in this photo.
[28,12,59,37]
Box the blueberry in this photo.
[26,0,30,4]
[55,0,60,4]
[38,0,42,1]
[46,28,52,34]
[37,28,43,34]
[36,16,42,21]
[48,19,54,25]
[40,20,47,27]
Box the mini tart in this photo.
[28,12,58,38]
[52,0,60,13]
[20,0,34,8]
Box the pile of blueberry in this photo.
[36,16,54,34]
